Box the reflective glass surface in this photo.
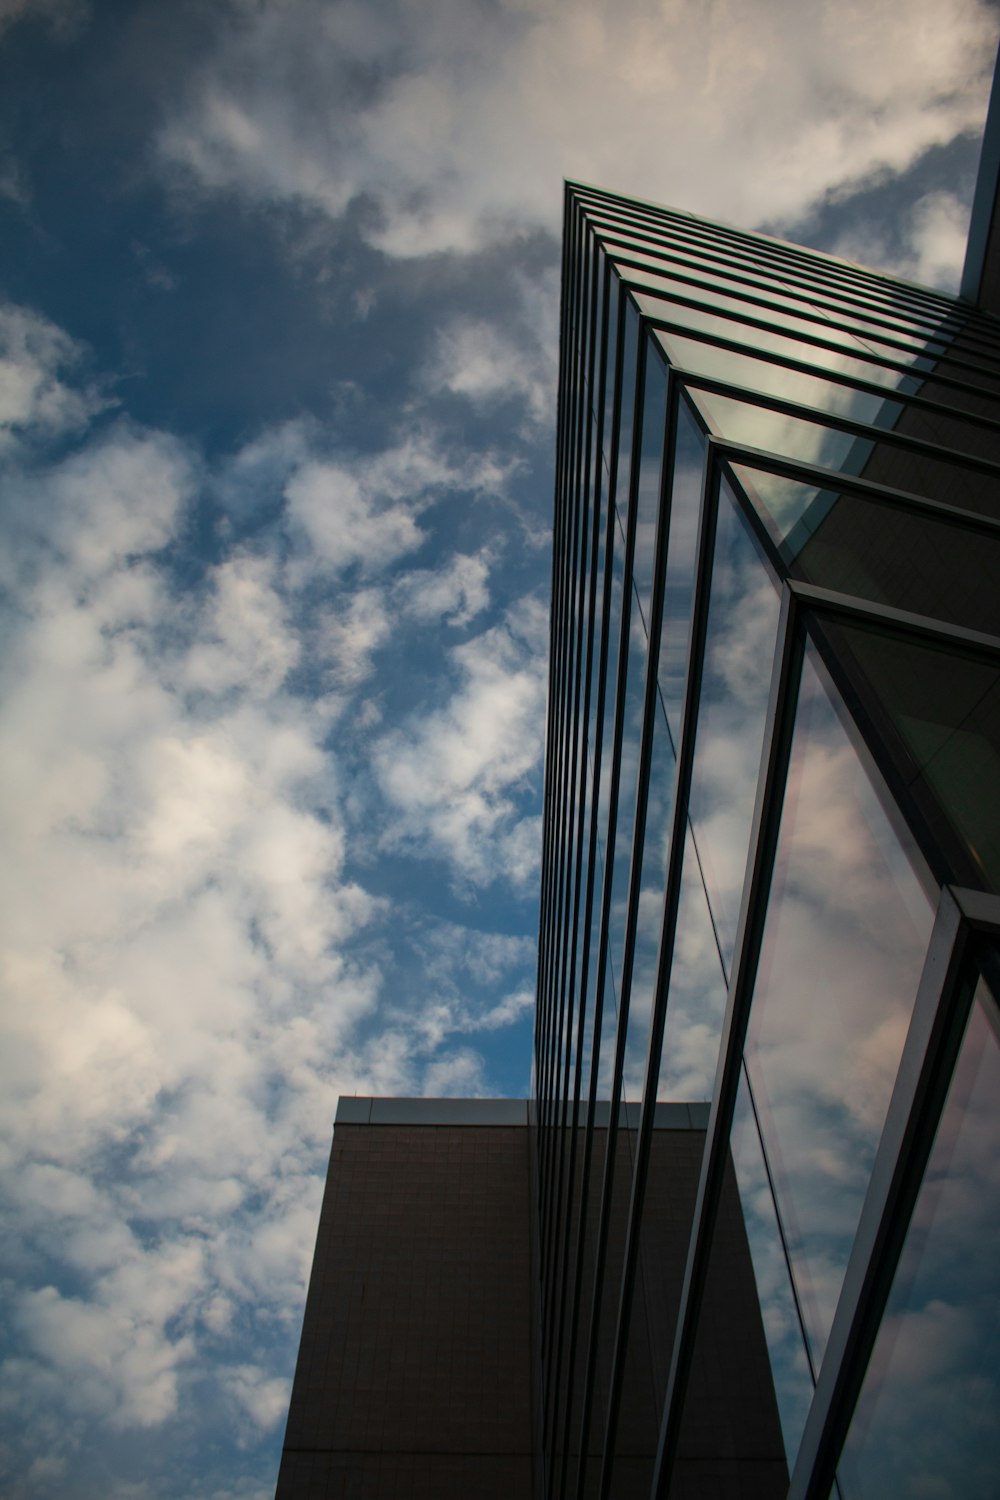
[744,643,935,1367]
[730,468,1000,636]
[687,480,781,972]
[613,300,639,515]
[620,708,675,1107]
[656,396,705,738]
[540,186,1000,1500]
[655,826,726,1101]
[620,341,672,1108]
[600,268,620,478]
[650,326,904,434]
[692,391,875,478]
[823,623,1000,893]
[633,286,923,397]
[731,1066,814,1467]
[840,981,1000,1500]
[631,341,669,625]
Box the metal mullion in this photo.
[541,294,588,1268]
[545,234,606,1444]
[795,583,1000,900]
[597,240,1000,386]
[588,196,988,344]
[543,217,589,1143]
[544,432,604,1485]
[787,886,1000,1499]
[645,313,1000,438]
[572,320,650,1500]
[553,219,598,1109]
[651,583,806,1500]
[543,195,588,1109]
[591,220,974,362]
[537,504,569,1220]
[542,228,590,1446]
[614,234,1000,375]
[542,274,597,1387]
[666,391,788,596]
[676,367,1000,479]
[596,413,722,1498]
[580,202,977,350]
[790,579,1000,660]
[538,276,573,1129]
[549,218,598,1106]
[539,326,574,1131]
[542,396,590,1242]
[543,267,626,1402]
[550,255,620,1500]
[616,269,1000,407]
[550,223,604,1211]
[602,234,1000,387]
[539,202,585,1225]
[549,280,628,1500]
[713,439,1000,538]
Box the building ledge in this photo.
[334,1096,710,1129]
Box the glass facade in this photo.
[535,184,1000,1500]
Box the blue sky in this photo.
[0,1,996,1496]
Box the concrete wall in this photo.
[276,1104,536,1499]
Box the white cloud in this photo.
[475,987,535,1030]
[824,189,977,290]
[422,1046,490,1096]
[286,460,425,574]
[373,600,547,884]
[393,549,491,627]
[425,271,559,426]
[0,403,391,1467]
[284,432,502,579]
[0,293,545,1491]
[317,585,391,685]
[158,0,996,269]
[0,304,105,452]
[181,553,301,698]
[224,1365,292,1432]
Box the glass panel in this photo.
[731,1066,815,1469]
[692,390,876,477]
[727,436,1000,535]
[650,326,903,435]
[612,298,639,512]
[620,677,676,1113]
[655,826,727,1101]
[657,397,706,739]
[584,243,607,420]
[729,467,1000,636]
[600,267,620,480]
[822,623,1000,893]
[617,339,673,1111]
[687,481,781,972]
[589,208,964,350]
[744,643,935,1368]
[671,1148,789,1500]
[633,285,922,397]
[631,340,669,629]
[839,980,1000,1500]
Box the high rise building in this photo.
[535,179,1000,1500]
[277,115,1000,1500]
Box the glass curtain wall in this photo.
[535,182,1000,1500]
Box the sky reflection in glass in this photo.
[731,1066,814,1469]
[840,982,1000,1500]
[686,480,780,974]
[744,643,934,1368]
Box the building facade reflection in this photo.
[535,182,1000,1500]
